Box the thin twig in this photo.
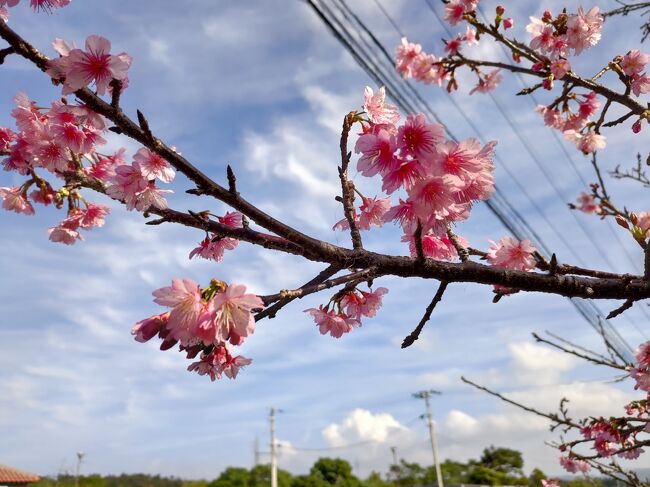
[401,281,448,348]
[338,112,363,250]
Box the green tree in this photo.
[209,467,251,487]
[387,460,426,487]
[362,471,390,487]
[528,468,547,487]
[309,458,361,487]
[250,464,293,487]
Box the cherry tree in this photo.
[1,0,650,484]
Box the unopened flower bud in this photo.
[543,76,554,90]
[503,18,514,30]
[631,212,639,226]
[531,62,545,72]
[496,5,505,16]
[615,215,629,229]
[542,10,553,22]
[633,120,642,134]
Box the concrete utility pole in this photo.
[413,390,444,487]
[74,451,85,487]
[390,446,398,466]
[269,408,282,487]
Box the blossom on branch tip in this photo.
[133,148,175,183]
[363,86,400,126]
[575,192,600,214]
[621,50,649,77]
[487,237,536,271]
[304,306,360,338]
[559,455,590,474]
[0,187,34,215]
[469,69,502,95]
[48,35,132,96]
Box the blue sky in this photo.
[1,0,650,481]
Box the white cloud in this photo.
[509,341,577,386]
[323,408,409,446]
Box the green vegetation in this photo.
[32,446,615,486]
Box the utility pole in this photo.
[254,437,260,466]
[74,451,85,487]
[413,390,443,487]
[390,446,398,465]
[269,408,283,487]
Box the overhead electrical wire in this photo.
[304,0,635,361]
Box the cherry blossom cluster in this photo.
[305,286,388,338]
[189,211,243,262]
[0,91,174,243]
[536,92,606,154]
[0,0,69,21]
[338,86,496,261]
[132,279,263,381]
[555,342,650,472]
[394,3,650,153]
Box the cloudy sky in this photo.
[1,0,650,481]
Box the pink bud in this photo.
[543,77,554,90]
[496,5,505,16]
[531,62,545,72]
[633,120,642,133]
[503,18,514,29]
[542,10,553,22]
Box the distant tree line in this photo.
[33,447,616,487]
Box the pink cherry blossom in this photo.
[397,113,444,160]
[551,59,571,80]
[540,481,560,487]
[189,235,239,262]
[218,211,243,228]
[444,35,463,56]
[0,187,34,215]
[564,130,606,154]
[503,18,513,30]
[305,306,360,338]
[341,287,388,319]
[199,284,263,344]
[395,38,422,79]
[0,127,15,152]
[56,35,132,96]
[444,0,477,26]
[403,232,466,261]
[464,27,478,46]
[153,278,204,345]
[469,69,502,95]
[48,223,83,245]
[355,128,397,177]
[381,159,423,194]
[134,183,171,211]
[363,86,400,126]
[575,192,600,214]
[487,237,537,271]
[635,341,650,368]
[133,147,175,183]
[526,17,556,53]
[358,197,391,230]
[566,7,603,55]
[559,455,590,474]
[30,0,70,11]
[621,49,649,77]
[630,73,650,97]
[132,312,169,343]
